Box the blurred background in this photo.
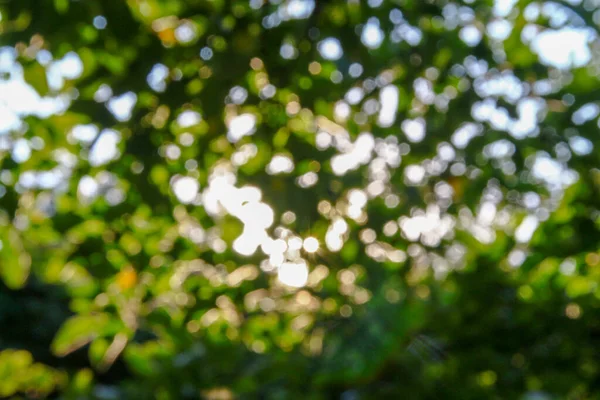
[1,0,600,398]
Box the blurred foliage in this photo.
[1,0,600,399]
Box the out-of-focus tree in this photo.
[1,0,600,398]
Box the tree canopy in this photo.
[1,0,600,398]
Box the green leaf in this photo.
[51,314,112,357]
[88,337,110,368]
[566,276,594,298]
[0,229,31,289]
[54,0,69,14]
[23,63,49,96]
[89,333,128,372]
